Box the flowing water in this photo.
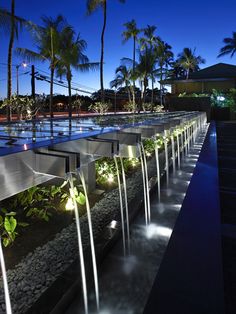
[120,157,130,255]
[154,147,161,202]
[65,122,209,314]
[138,144,148,226]
[114,156,126,256]
[164,138,169,186]
[141,142,151,224]
[0,239,12,314]
[67,173,88,314]
[176,134,180,169]
[77,170,100,312]
[171,135,176,174]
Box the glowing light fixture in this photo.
[65,197,74,211]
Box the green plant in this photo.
[0,209,28,247]
[95,158,117,186]
[60,179,86,206]
[89,102,110,115]
[142,103,152,112]
[12,185,63,222]
[153,104,164,112]
[143,138,156,157]
[124,101,137,113]
[1,94,39,120]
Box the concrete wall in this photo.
[168,97,211,122]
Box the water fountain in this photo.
[0,111,207,314]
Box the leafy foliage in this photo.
[89,102,110,115]
[0,209,28,247]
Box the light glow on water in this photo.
[145,224,172,239]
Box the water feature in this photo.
[119,157,130,255]
[114,156,126,256]
[138,144,148,226]
[65,121,209,314]
[141,142,151,224]
[67,173,88,314]
[0,111,208,313]
[0,240,12,314]
[77,170,100,312]
[176,133,181,169]
[164,134,169,186]
[154,146,161,202]
[171,135,176,174]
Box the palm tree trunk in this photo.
[151,75,154,110]
[68,78,72,118]
[100,1,107,103]
[132,37,136,107]
[126,85,131,102]
[7,0,15,121]
[186,68,189,80]
[50,67,54,118]
[160,66,163,106]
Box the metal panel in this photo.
[51,138,118,157]
[35,151,69,177]
[0,150,54,201]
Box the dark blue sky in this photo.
[1,0,236,98]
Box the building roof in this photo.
[164,63,236,84]
[189,63,236,79]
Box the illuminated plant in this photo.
[0,209,28,247]
[89,102,110,115]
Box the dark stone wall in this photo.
[168,97,211,122]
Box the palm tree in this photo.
[110,65,132,102]
[56,26,99,118]
[1,2,28,121]
[87,0,125,103]
[218,32,236,58]
[155,40,174,106]
[122,19,140,78]
[139,25,159,106]
[177,47,205,79]
[17,15,67,118]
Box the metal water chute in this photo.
[0,148,76,201]
[96,131,141,158]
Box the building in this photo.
[168,63,236,94]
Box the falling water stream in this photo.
[114,156,126,256]
[164,137,169,186]
[0,239,12,314]
[141,142,151,224]
[171,135,176,174]
[154,146,161,202]
[120,157,130,255]
[181,132,184,157]
[67,173,88,314]
[176,134,180,169]
[138,144,148,226]
[184,127,188,155]
[77,170,100,312]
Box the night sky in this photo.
[1,0,236,98]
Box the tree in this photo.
[0,2,29,121]
[155,39,174,105]
[176,47,205,79]
[87,0,125,102]
[17,15,67,118]
[122,19,140,82]
[139,25,159,107]
[56,26,98,118]
[110,65,132,102]
[218,32,236,58]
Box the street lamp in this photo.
[16,61,27,97]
